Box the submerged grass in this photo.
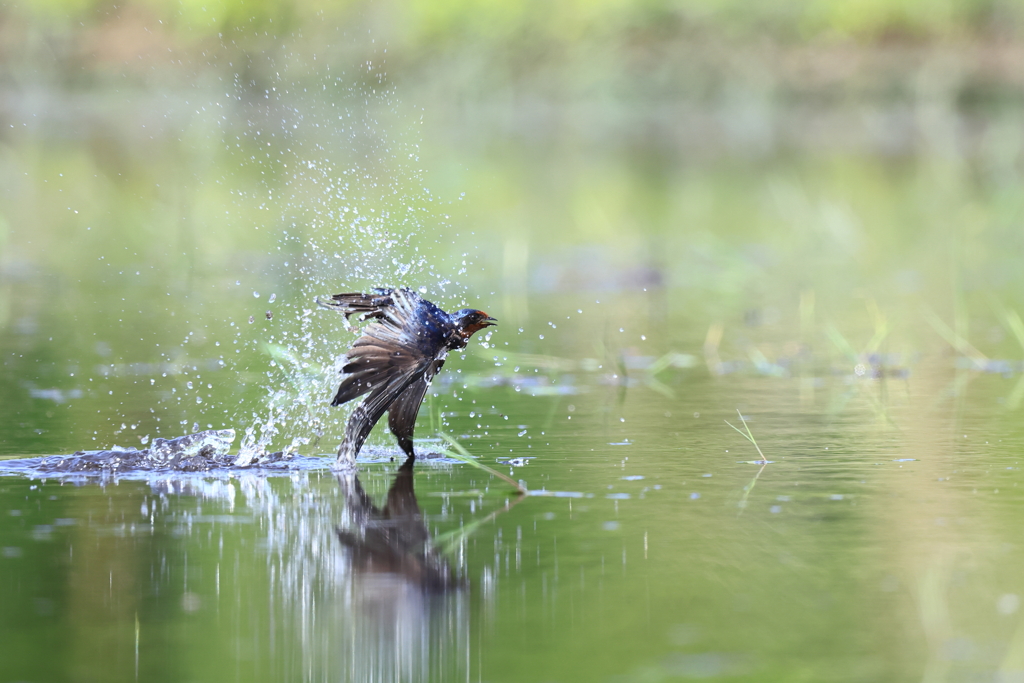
[436,430,527,494]
[822,324,902,430]
[922,306,988,368]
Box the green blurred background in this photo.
[6,4,1024,683]
[2,0,1024,452]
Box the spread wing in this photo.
[326,288,448,406]
[316,288,394,322]
[324,288,451,462]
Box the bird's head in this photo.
[453,309,498,339]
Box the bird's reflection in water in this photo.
[262,456,522,682]
[336,457,462,593]
[313,458,470,683]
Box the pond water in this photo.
[5,45,1024,682]
[5,349,1024,682]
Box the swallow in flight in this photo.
[318,287,496,464]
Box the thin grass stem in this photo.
[437,431,527,494]
[724,409,768,463]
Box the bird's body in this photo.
[319,287,496,465]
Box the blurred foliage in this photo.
[4,0,1024,454]
[10,0,1024,42]
[6,0,1024,97]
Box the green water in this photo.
[6,27,1024,682]
[5,368,1024,683]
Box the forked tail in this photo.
[315,289,394,321]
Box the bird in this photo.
[318,287,496,465]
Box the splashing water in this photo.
[1,430,241,475]
[223,55,474,460]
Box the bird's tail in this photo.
[335,439,359,469]
[315,289,394,320]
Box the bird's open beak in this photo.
[483,316,498,327]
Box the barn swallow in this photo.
[318,287,496,465]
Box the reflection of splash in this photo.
[77,456,516,682]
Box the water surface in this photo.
[4,358,1024,682]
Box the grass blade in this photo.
[724,409,768,463]
[437,431,527,494]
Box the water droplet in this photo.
[268,293,277,303]
[253,291,260,298]
[999,594,1020,615]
